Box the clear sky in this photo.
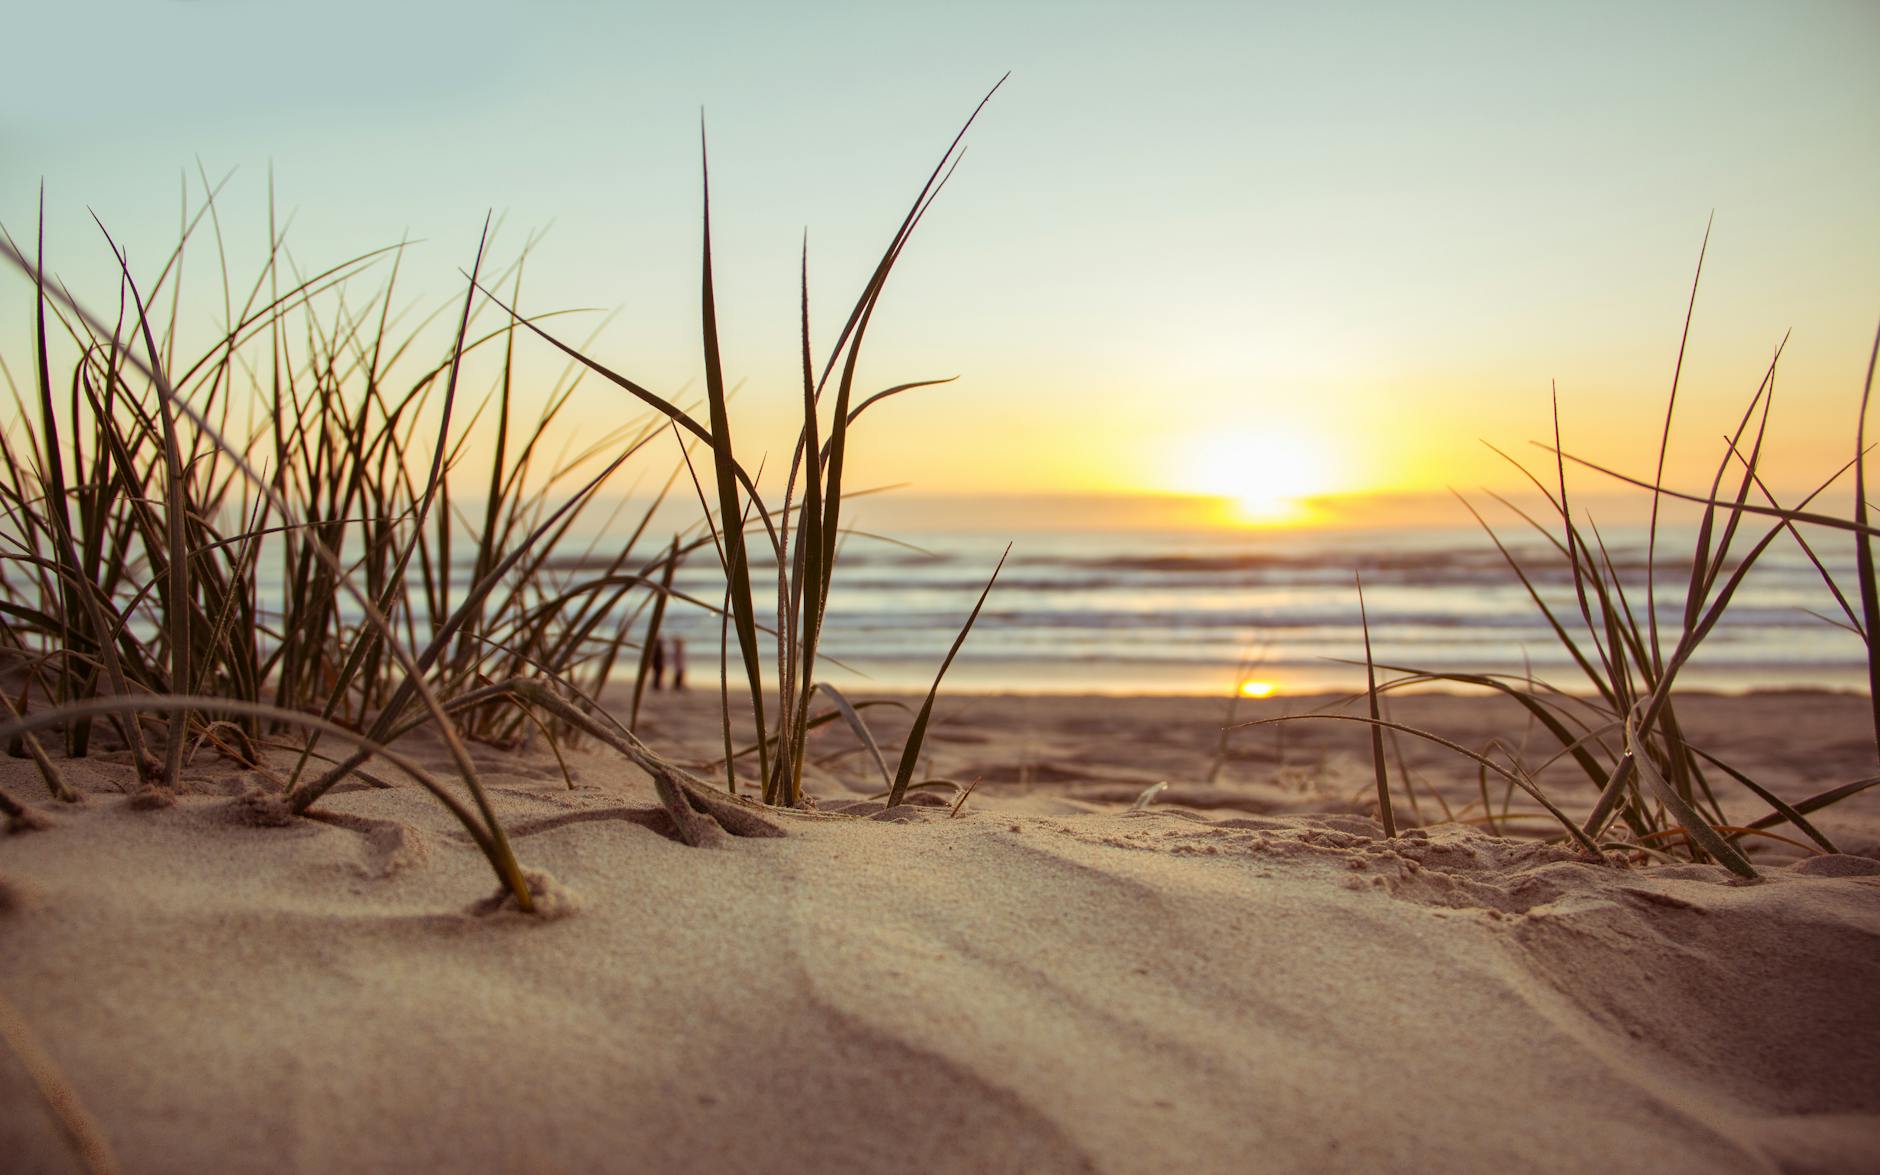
[6,0,1876,529]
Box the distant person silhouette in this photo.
[651,636,666,690]
[672,637,687,691]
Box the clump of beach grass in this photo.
[475,77,1012,810]
[0,84,1010,910]
[0,202,641,910]
[1244,238,1880,874]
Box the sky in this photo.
[5,0,1877,531]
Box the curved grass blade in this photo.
[1746,776,1880,830]
[1624,703,1757,879]
[1355,660,1615,787]
[813,681,894,791]
[0,988,122,1175]
[1686,745,1836,854]
[1237,712,1603,858]
[0,693,518,876]
[1539,447,1880,539]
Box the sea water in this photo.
[623,524,1869,696]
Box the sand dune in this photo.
[4,690,1878,1173]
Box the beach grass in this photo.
[1244,246,1880,871]
[0,85,1012,910]
[473,77,1010,812]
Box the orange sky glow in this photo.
[5,2,1875,534]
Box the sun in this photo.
[1177,428,1339,525]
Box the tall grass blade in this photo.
[1853,321,1880,760]
[695,122,771,794]
[1645,215,1712,674]
[887,545,1008,808]
[781,239,822,805]
[94,221,193,790]
[630,537,681,730]
[1357,574,1395,836]
[28,189,83,753]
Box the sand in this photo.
[3,688,1878,1173]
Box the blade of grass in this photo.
[629,536,681,730]
[92,218,192,790]
[1745,776,1880,829]
[696,120,771,797]
[0,988,122,1175]
[814,681,894,792]
[1357,573,1395,837]
[887,544,1008,808]
[1624,702,1756,879]
[1645,215,1712,675]
[1852,321,1880,760]
[1238,712,1602,858]
[1685,745,1836,854]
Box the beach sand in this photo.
[3,688,1878,1173]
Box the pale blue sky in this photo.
[6,0,1877,521]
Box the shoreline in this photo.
[706,682,1875,700]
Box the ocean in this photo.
[630,522,1870,697]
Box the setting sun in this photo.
[1238,680,1277,699]
[1176,429,1339,525]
